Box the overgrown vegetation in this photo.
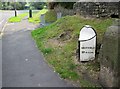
[45,10,57,23]
[32,15,113,87]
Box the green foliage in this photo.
[30,2,47,10]
[31,15,113,87]
[45,10,57,23]
[57,69,79,80]
[8,17,21,22]
[8,13,28,22]
[0,1,3,10]
[1,2,26,10]
[1,2,46,10]
[48,2,75,9]
[42,48,53,54]
[48,2,57,9]
[14,2,26,10]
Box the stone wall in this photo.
[54,5,75,16]
[73,2,119,18]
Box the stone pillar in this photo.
[99,19,120,87]
[40,14,45,25]
[57,12,62,19]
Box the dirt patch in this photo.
[72,55,100,86]
[57,30,72,41]
[48,39,66,47]
[48,30,73,47]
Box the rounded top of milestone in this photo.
[85,25,92,28]
[79,25,96,41]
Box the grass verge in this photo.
[31,15,113,87]
[8,13,28,23]
[28,9,48,24]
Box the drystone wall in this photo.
[73,2,119,18]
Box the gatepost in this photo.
[57,12,62,19]
[99,19,120,87]
[40,14,45,25]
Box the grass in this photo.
[45,10,57,23]
[31,15,113,87]
[28,9,48,24]
[8,13,28,23]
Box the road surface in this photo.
[0,10,14,88]
[0,10,29,88]
[0,10,29,32]
[1,11,73,87]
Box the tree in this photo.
[10,2,26,10]
[48,2,58,9]
[26,2,47,10]
[0,1,3,10]
[48,2,75,9]
[0,2,26,10]
[57,2,75,9]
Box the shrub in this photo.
[45,10,57,23]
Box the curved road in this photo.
[0,10,29,32]
[0,10,73,87]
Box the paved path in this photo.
[2,19,73,87]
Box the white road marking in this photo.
[1,21,7,33]
[0,21,7,36]
[0,20,4,25]
[6,23,14,26]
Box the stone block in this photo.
[99,19,120,87]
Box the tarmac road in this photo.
[1,12,73,87]
[0,10,29,32]
[0,10,28,88]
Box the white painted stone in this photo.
[79,25,96,61]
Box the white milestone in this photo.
[79,25,96,62]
